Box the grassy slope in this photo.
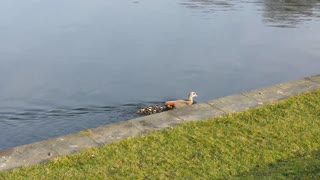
[1,90,320,179]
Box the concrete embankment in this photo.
[1,74,320,172]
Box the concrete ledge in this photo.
[41,133,98,156]
[276,78,320,95]
[242,86,292,105]
[207,94,260,113]
[168,103,224,122]
[308,74,320,83]
[130,112,183,133]
[88,121,142,146]
[1,74,320,172]
[0,141,59,171]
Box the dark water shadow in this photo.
[236,149,320,178]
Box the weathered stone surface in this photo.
[242,86,292,104]
[168,103,224,122]
[41,133,98,156]
[207,94,260,113]
[0,149,15,171]
[130,112,183,133]
[276,79,320,94]
[0,148,14,158]
[307,74,320,83]
[0,142,58,171]
[88,121,142,145]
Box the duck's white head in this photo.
[188,92,198,99]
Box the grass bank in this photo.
[1,90,320,179]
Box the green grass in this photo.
[1,90,320,179]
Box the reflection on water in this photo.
[0,0,320,150]
[261,0,320,28]
[180,0,320,27]
[180,0,237,12]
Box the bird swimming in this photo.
[165,91,198,109]
[136,92,198,115]
[136,105,165,115]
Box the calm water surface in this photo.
[1,0,320,149]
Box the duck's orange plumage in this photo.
[165,92,198,109]
[165,101,176,106]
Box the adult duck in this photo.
[165,91,198,109]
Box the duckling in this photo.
[136,105,165,115]
[165,91,198,109]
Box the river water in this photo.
[1,0,320,149]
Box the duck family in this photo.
[136,92,198,115]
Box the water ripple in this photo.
[0,103,152,124]
[180,0,238,12]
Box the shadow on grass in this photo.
[237,149,320,179]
